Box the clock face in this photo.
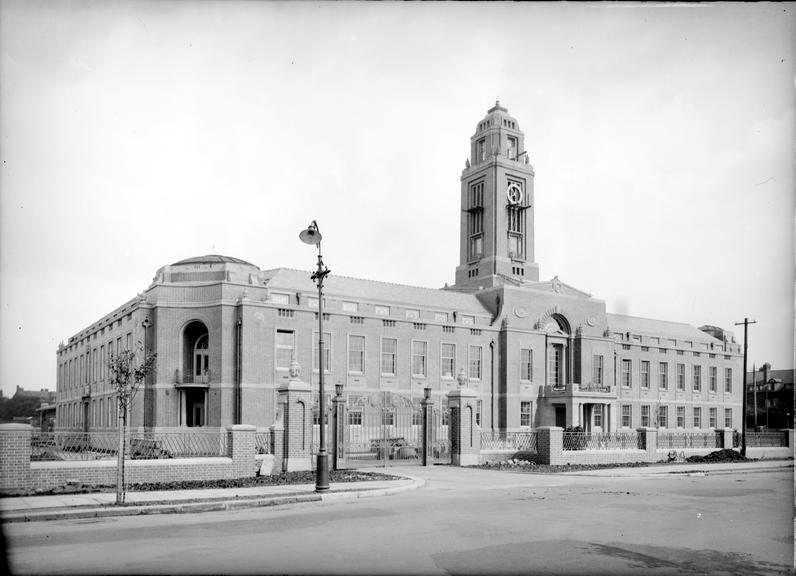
[506,183,523,205]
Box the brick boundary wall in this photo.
[0,424,261,495]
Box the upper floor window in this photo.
[521,349,533,382]
[275,330,294,370]
[709,366,717,392]
[469,345,482,381]
[659,362,668,389]
[374,305,390,316]
[593,355,604,385]
[621,359,632,388]
[693,365,702,391]
[381,338,397,375]
[271,293,290,305]
[640,360,650,389]
[194,334,209,378]
[411,341,427,377]
[507,136,518,159]
[405,309,420,320]
[676,363,685,391]
[342,301,358,313]
[348,335,365,374]
[441,343,455,379]
[476,138,487,162]
[724,368,732,393]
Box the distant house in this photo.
[746,364,793,429]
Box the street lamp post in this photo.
[299,220,331,492]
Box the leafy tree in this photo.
[108,344,156,505]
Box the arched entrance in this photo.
[178,321,210,427]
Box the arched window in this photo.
[194,334,209,379]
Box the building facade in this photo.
[55,102,743,434]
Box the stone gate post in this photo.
[332,384,346,470]
[447,386,480,466]
[278,359,313,472]
[421,387,434,466]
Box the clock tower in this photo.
[454,101,539,288]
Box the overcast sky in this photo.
[1,1,793,398]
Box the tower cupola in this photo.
[455,102,538,288]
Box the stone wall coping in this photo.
[30,457,232,471]
[278,380,312,392]
[227,425,256,432]
[0,424,34,431]
[447,387,479,399]
[536,426,564,431]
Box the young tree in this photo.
[108,344,156,505]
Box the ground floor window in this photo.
[520,401,532,427]
[676,406,685,428]
[658,406,668,428]
[621,404,631,427]
[693,407,701,428]
[641,405,650,427]
[593,404,603,428]
[709,407,717,428]
[724,408,732,428]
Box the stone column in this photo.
[332,389,346,470]
[227,424,256,478]
[269,417,285,474]
[0,424,32,494]
[636,427,657,462]
[537,426,564,465]
[720,428,734,450]
[278,360,313,472]
[448,387,480,466]
[421,390,434,466]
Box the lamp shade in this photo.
[299,221,322,245]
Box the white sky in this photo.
[1,1,793,397]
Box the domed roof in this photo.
[171,255,256,267]
[476,100,521,133]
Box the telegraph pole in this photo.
[734,318,756,457]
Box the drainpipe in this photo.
[489,339,495,433]
[236,316,242,425]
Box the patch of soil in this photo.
[685,449,749,463]
[3,469,402,498]
[471,460,652,474]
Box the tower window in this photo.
[477,138,487,162]
[469,182,484,208]
[507,136,518,159]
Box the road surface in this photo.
[5,465,793,575]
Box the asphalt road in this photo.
[5,465,793,575]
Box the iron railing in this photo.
[745,431,788,448]
[563,431,640,451]
[255,431,272,454]
[31,431,228,461]
[657,431,720,450]
[480,431,537,452]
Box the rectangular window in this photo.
[593,355,604,385]
[100,345,105,380]
[692,365,701,391]
[709,407,717,428]
[641,405,650,427]
[640,361,650,389]
[469,345,482,380]
[724,368,732,393]
[374,305,390,316]
[312,332,331,373]
[411,341,427,377]
[594,405,604,428]
[347,411,362,426]
[659,362,668,389]
[521,349,533,381]
[441,344,455,379]
[724,408,733,428]
[693,407,701,429]
[460,315,474,325]
[621,359,632,388]
[381,338,397,375]
[382,410,395,427]
[477,138,487,161]
[676,363,685,391]
[405,309,420,320]
[125,333,131,351]
[275,330,294,370]
[342,301,358,313]
[348,335,365,374]
[709,366,717,392]
[507,136,518,159]
[520,401,532,427]
[434,312,448,323]
[469,234,483,260]
[307,297,319,308]
[469,181,484,208]
[658,406,668,428]
[676,406,685,428]
[621,404,632,428]
[507,233,524,259]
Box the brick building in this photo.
[54,102,743,434]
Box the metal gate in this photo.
[337,391,450,468]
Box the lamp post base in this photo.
[315,453,329,492]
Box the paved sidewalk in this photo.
[1,459,790,523]
[0,476,424,523]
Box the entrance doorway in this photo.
[554,405,566,428]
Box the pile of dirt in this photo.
[473,461,651,474]
[685,449,749,463]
